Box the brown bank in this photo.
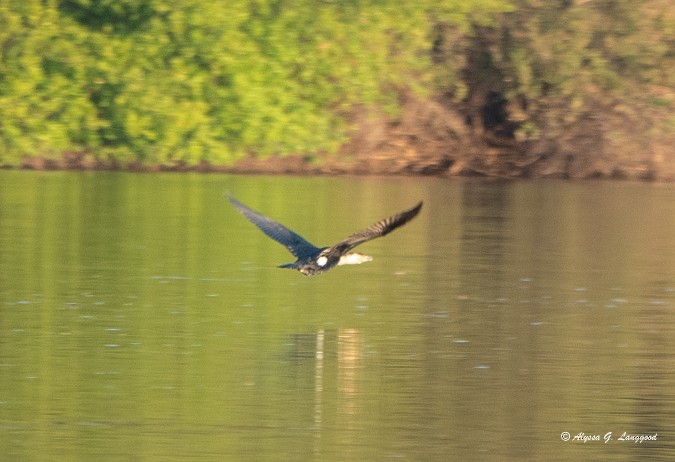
[15,92,675,182]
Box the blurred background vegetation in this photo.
[0,0,673,176]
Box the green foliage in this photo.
[1,0,671,166]
[488,0,675,134]
[0,1,96,161]
[0,0,515,165]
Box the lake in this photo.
[1,171,674,460]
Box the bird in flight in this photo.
[228,196,422,276]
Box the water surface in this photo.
[1,171,674,460]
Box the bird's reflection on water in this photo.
[285,328,363,429]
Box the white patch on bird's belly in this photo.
[316,256,328,267]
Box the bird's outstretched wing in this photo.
[228,196,321,259]
[331,201,423,254]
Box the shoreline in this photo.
[5,151,673,182]
[7,91,673,183]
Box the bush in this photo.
[1,0,670,167]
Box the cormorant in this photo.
[228,196,423,276]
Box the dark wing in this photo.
[331,201,423,254]
[228,196,321,259]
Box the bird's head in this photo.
[338,253,373,266]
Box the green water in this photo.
[1,171,674,460]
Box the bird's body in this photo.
[228,196,422,276]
